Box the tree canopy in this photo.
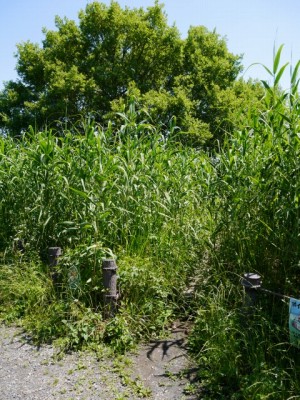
[0,1,263,143]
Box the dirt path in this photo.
[0,323,199,399]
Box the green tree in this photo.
[0,1,263,143]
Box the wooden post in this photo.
[102,259,118,318]
[241,272,262,309]
[48,247,62,284]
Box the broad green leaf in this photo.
[261,80,271,91]
[273,44,284,74]
[274,62,289,86]
[69,186,90,200]
[261,64,273,77]
[291,60,300,86]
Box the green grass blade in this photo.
[273,44,284,75]
[291,60,300,86]
[274,62,289,86]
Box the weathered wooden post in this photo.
[241,272,262,309]
[48,247,62,284]
[102,258,118,318]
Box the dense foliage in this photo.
[0,1,263,144]
[188,49,300,399]
[1,2,300,397]
[1,49,300,396]
[0,120,211,353]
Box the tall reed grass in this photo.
[1,46,300,398]
[210,47,300,294]
[0,119,212,349]
[189,47,300,398]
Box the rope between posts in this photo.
[259,287,292,301]
[241,273,294,301]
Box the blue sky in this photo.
[1,0,299,90]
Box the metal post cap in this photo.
[241,273,262,288]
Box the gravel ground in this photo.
[0,323,200,400]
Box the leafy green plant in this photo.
[189,280,300,399]
[2,45,300,398]
[209,46,300,290]
[187,46,300,399]
[0,118,210,350]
